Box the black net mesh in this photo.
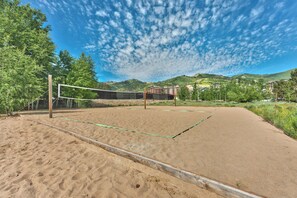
[59,84,174,100]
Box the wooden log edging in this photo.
[29,119,262,198]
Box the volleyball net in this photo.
[58,84,174,101]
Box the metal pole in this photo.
[48,75,53,118]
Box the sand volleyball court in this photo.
[0,116,221,198]
[1,106,297,197]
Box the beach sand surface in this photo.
[22,106,297,198]
[0,116,221,198]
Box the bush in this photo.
[246,104,297,139]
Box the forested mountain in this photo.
[105,69,294,91]
[232,70,293,82]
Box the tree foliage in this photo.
[178,85,190,101]
[291,69,297,100]
[0,0,55,72]
[191,82,198,101]
[50,50,74,97]
[64,53,97,106]
[198,80,264,102]
[0,1,99,113]
[0,47,43,114]
[0,0,56,114]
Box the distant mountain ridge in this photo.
[231,69,293,82]
[105,69,294,91]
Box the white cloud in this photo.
[250,6,264,18]
[275,2,285,9]
[109,20,118,28]
[126,0,132,7]
[96,10,108,17]
[34,0,297,81]
[114,11,120,17]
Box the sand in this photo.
[20,106,297,198]
[0,116,221,198]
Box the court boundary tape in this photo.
[28,119,262,198]
[173,115,213,138]
[58,114,212,139]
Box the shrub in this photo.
[247,104,297,139]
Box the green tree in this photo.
[291,69,297,101]
[273,80,286,101]
[291,69,297,83]
[0,0,55,72]
[178,85,190,101]
[57,50,74,73]
[0,47,43,115]
[65,53,97,106]
[51,50,74,97]
[284,81,294,102]
[191,82,198,101]
[0,0,55,112]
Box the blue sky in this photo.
[22,0,297,82]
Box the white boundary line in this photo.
[30,119,263,198]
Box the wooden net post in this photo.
[144,88,147,110]
[174,95,177,107]
[173,86,177,107]
[48,75,53,118]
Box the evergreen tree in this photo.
[284,81,294,102]
[65,53,97,104]
[52,50,74,87]
[291,69,297,101]
[57,50,74,75]
[273,80,286,101]
[291,69,297,84]
[191,82,198,101]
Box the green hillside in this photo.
[108,79,146,91]
[232,70,293,82]
[154,75,196,87]
[262,70,293,81]
[106,69,295,91]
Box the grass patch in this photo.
[151,100,240,107]
[245,103,297,139]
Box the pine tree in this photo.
[66,53,97,105]
[291,69,297,101]
[191,82,198,101]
